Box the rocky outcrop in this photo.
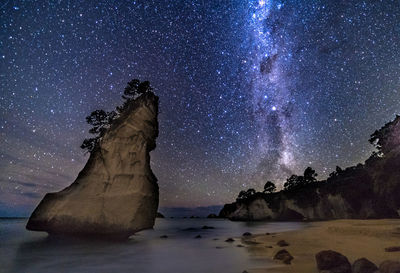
[219,146,400,221]
[26,92,159,238]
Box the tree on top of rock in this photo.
[283,167,318,191]
[236,188,256,201]
[328,166,343,179]
[81,78,153,154]
[80,109,116,153]
[303,167,318,183]
[263,181,276,194]
[86,110,116,135]
[283,174,302,191]
[118,79,153,112]
[369,115,400,156]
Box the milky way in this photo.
[1,0,400,214]
[248,1,298,182]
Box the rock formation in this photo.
[273,249,294,265]
[26,92,159,238]
[220,116,400,221]
[352,258,379,273]
[315,250,352,273]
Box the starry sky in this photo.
[1,0,400,215]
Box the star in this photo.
[0,0,399,213]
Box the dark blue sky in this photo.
[1,0,400,215]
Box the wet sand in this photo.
[243,219,400,273]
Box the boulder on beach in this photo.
[385,246,400,252]
[207,213,218,218]
[273,249,293,264]
[277,240,289,247]
[352,258,378,273]
[315,250,351,273]
[26,93,159,238]
[379,260,400,273]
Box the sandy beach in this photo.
[243,219,400,273]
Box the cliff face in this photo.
[26,92,159,238]
[220,147,400,221]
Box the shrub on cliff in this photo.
[81,79,153,153]
[283,167,318,191]
[369,114,400,156]
[80,110,116,153]
[236,188,256,202]
[263,181,276,194]
[328,166,343,179]
[118,79,153,113]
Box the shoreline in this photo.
[242,219,400,273]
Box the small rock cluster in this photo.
[274,249,294,264]
[270,240,399,273]
[272,239,294,264]
[277,239,289,247]
[315,250,400,273]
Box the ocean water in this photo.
[0,218,306,273]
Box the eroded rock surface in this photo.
[26,92,159,238]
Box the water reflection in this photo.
[2,218,307,273]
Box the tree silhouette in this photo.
[122,79,152,101]
[81,110,116,153]
[81,78,153,153]
[86,110,116,135]
[118,79,153,113]
[303,167,318,184]
[369,115,400,155]
[328,166,343,179]
[122,79,140,100]
[263,181,276,194]
[246,188,256,196]
[284,174,302,191]
[236,190,247,201]
[284,167,318,191]
[236,188,256,201]
[80,137,98,152]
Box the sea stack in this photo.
[26,92,159,238]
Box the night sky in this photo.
[1,0,400,214]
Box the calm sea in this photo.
[0,218,306,273]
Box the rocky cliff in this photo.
[220,147,400,221]
[26,92,159,238]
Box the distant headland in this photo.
[220,115,400,221]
